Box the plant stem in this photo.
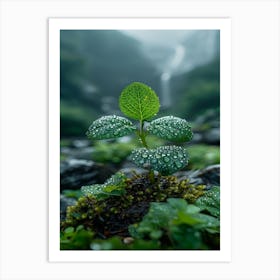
[138,120,148,148]
[138,120,155,183]
[148,170,155,183]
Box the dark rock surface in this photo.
[191,109,220,145]
[175,164,220,188]
[203,128,220,145]
[60,159,116,190]
[191,129,220,145]
[61,146,94,160]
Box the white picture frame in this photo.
[0,0,279,279]
[49,17,231,262]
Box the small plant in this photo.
[86,82,193,177]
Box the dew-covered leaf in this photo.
[194,213,220,230]
[86,115,136,140]
[130,145,188,175]
[103,172,127,187]
[119,82,160,121]
[81,184,107,199]
[146,116,193,142]
[81,173,126,199]
[195,186,220,218]
[81,184,124,199]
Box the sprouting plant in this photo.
[86,82,193,178]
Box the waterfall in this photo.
[160,44,185,108]
[160,72,171,108]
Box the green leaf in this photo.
[168,199,205,226]
[64,227,74,234]
[129,198,220,249]
[60,227,94,250]
[86,115,136,140]
[130,145,188,175]
[119,82,160,121]
[195,186,220,218]
[174,212,203,226]
[194,213,220,230]
[146,116,193,142]
[81,184,108,199]
[81,173,126,199]
[90,237,124,250]
[81,185,125,199]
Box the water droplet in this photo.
[176,162,183,168]
[163,157,170,163]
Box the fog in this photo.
[60,29,220,137]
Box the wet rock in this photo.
[60,139,93,160]
[191,110,220,145]
[71,139,91,149]
[61,146,94,160]
[191,129,220,145]
[175,164,220,188]
[203,128,220,145]
[118,167,148,178]
[191,133,203,143]
[60,159,116,190]
[194,109,219,127]
[119,161,149,178]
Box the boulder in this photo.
[60,159,116,190]
[175,164,220,188]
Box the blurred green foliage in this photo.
[60,225,94,250]
[60,103,94,137]
[91,136,165,164]
[129,197,219,249]
[188,144,220,169]
[142,135,166,148]
[62,189,82,200]
[172,58,220,121]
[92,141,137,164]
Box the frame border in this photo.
[49,18,231,262]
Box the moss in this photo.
[62,174,205,238]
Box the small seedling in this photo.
[86,82,193,177]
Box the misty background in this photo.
[60,29,220,138]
